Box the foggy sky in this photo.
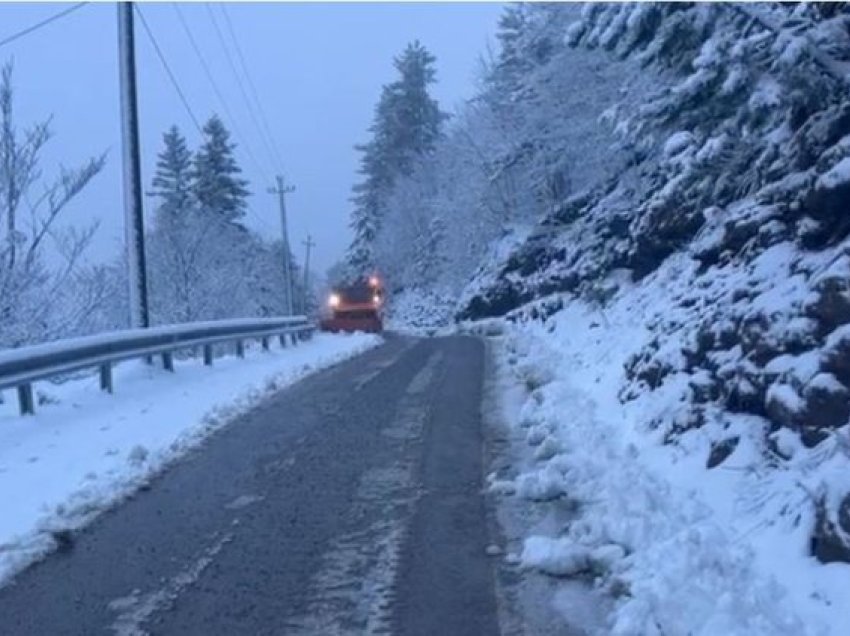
[0,1,504,275]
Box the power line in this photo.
[134,4,204,136]
[170,6,274,233]
[205,3,280,176]
[0,2,88,50]
[172,2,269,186]
[137,5,277,237]
[212,3,282,176]
[219,5,287,173]
[207,6,292,240]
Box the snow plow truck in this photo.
[319,275,384,333]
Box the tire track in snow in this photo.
[353,339,419,392]
[286,351,442,635]
[107,531,234,636]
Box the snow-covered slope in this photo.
[390,3,850,634]
[480,267,850,635]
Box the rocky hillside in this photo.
[455,3,850,566]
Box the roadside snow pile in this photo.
[0,332,380,586]
[494,277,850,635]
[385,287,457,333]
[387,226,536,333]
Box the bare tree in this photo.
[0,63,106,347]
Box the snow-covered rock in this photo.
[494,299,850,634]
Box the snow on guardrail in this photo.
[0,316,314,415]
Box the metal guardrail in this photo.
[0,316,315,416]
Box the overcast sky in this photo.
[0,1,504,274]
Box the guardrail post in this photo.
[17,384,35,416]
[261,336,270,351]
[203,344,214,366]
[236,340,245,358]
[291,333,299,346]
[162,352,174,372]
[279,334,287,348]
[99,363,114,393]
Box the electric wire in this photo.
[204,3,281,177]
[0,2,279,235]
[172,2,270,186]
[135,6,275,234]
[207,5,292,237]
[134,4,204,136]
[0,2,88,50]
[219,5,287,173]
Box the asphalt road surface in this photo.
[0,335,503,636]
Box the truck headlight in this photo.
[328,293,341,308]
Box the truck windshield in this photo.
[339,284,374,303]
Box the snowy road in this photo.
[0,335,501,635]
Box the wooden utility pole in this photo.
[117,2,150,329]
[268,175,295,315]
[302,235,315,314]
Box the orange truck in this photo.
[319,275,384,333]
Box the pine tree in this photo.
[149,125,193,225]
[148,118,256,324]
[490,4,531,99]
[388,41,444,175]
[347,41,445,275]
[192,115,249,223]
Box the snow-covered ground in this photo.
[385,287,458,334]
[480,263,850,635]
[0,332,381,587]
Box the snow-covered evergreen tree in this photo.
[149,125,193,226]
[387,41,445,174]
[491,3,531,98]
[147,125,206,323]
[347,41,445,276]
[192,115,250,224]
[144,118,291,324]
[364,4,626,308]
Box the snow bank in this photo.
[495,275,850,634]
[0,332,381,587]
[385,286,457,333]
